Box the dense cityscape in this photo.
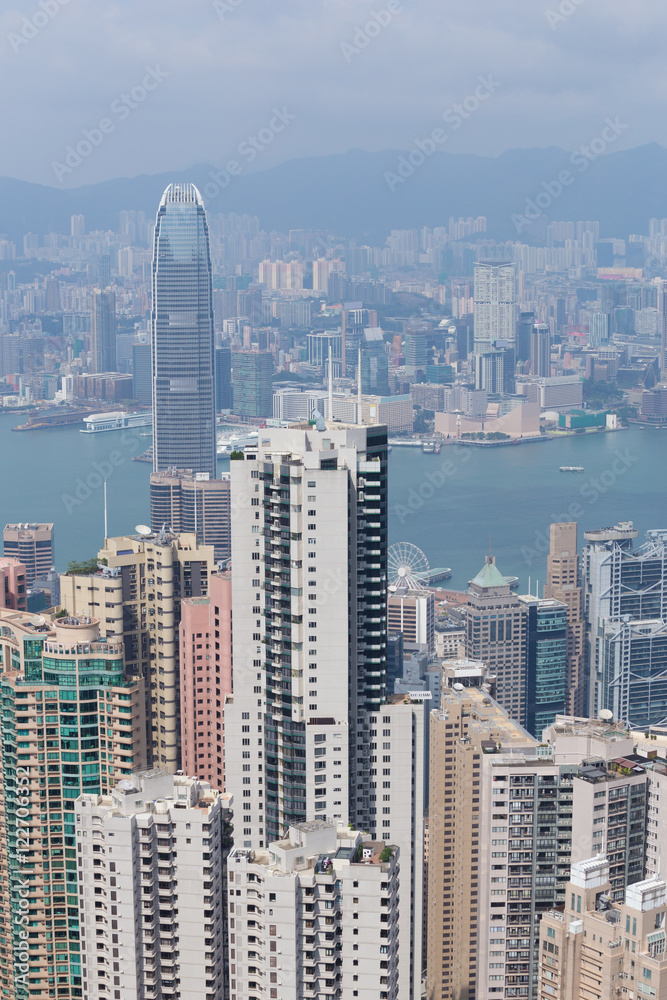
[3,3,667,1000]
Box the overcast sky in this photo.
[0,0,661,188]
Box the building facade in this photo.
[76,770,232,1000]
[0,610,146,1000]
[544,522,587,717]
[149,468,231,560]
[151,183,216,478]
[227,822,401,1000]
[231,351,273,419]
[0,558,27,611]
[473,262,517,353]
[3,522,54,588]
[518,595,568,737]
[60,530,215,772]
[90,288,117,374]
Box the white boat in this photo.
[217,430,259,456]
[560,466,584,473]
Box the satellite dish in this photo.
[452,683,465,692]
[135,524,152,537]
[599,709,614,721]
[31,615,46,627]
[118,779,136,791]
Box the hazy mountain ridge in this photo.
[1,144,666,245]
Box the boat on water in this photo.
[560,466,584,473]
[422,441,435,454]
[216,430,259,457]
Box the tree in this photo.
[230,450,244,460]
[65,559,99,575]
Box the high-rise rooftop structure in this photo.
[465,555,527,726]
[544,522,587,717]
[0,610,146,1000]
[151,183,216,478]
[537,859,667,1000]
[231,350,273,418]
[90,288,117,373]
[60,530,216,772]
[473,261,517,353]
[227,822,402,1000]
[387,588,435,651]
[149,469,231,560]
[76,770,232,1000]
[224,422,425,998]
[3,522,54,587]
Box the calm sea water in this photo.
[0,409,664,588]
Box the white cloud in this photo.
[0,0,663,185]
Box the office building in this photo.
[404,331,428,379]
[530,323,551,378]
[517,311,535,363]
[90,288,117,373]
[179,572,233,788]
[537,859,667,1000]
[307,331,342,373]
[131,342,152,404]
[583,523,667,718]
[518,595,568,737]
[473,262,517,352]
[215,345,233,411]
[387,588,435,651]
[342,305,378,375]
[474,349,505,394]
[272,388,328,422]
[359,394,414,434]
[465,555,528,725]
[3,521,54,587]
[151,183,216,478]
[225,422,425,999]
[360,327,390,395]
[228,822,401,1000]
[0,556,27,610]
[599,618,667,728]
[545,522,587,717]
[0,610,146,1000]
[0,334,44,377]
[149,469,231,560]
[231,350,273,418]
[76,770,232,1000]
[60,529,216,772]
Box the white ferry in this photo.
[559,466,585,473]
[80,411,152,434]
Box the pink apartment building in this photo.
[179,572,232,789]
[0,558,27,611]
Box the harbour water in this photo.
[0,409,664,589]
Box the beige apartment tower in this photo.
[3,521,54,586]
[544,522,586,717]
[60,529,216,771]
[538,857,667,1000]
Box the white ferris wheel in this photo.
[388,542,430,592]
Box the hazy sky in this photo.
[0,0,660,187]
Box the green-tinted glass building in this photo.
[0,611,145,1000]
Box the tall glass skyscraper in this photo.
[151,184,216,478]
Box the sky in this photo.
[0,0,661,188]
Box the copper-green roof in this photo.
[470,557,508,589]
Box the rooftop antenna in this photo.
[194,480,198,545]
[357,346,362,423]
[103,479,108,541]
[328,343,333,420]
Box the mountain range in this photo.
[1,144,667,246]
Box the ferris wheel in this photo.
[388,542,430,591]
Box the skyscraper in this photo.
[76,771,232,1000]
[225,422,427,999]
[518,594,568,737]
[473,261,517,353]
[149,469,231,560]
[0,609,146,1000]
[90,288,117,373]
[3,521,54,587]
[231,350,273,418]
[530,322,551,378]
[544,522,587,717]
[151,184,216,478]
[465,555,527,725]
[215,345,233,411]
[131,341,152,404]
